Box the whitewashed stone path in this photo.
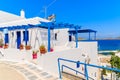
[0,61,59,80]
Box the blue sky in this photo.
[0,0,120,38]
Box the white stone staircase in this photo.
[0,48,59,80]
[0,60,59,80]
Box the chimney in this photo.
[20,9,25,18]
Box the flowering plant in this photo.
[32,50,39,54]
[32,50,39,59]
[39,44,47,54]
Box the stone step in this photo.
[62,71,85,80]
[0,61,59,80]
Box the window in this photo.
[55,33,57,40]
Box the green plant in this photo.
[33,50,39,54]
[0,39,3,46]
[101,69,107,75]
[109,55,120,77]
[39,44,47,54]
[39,44,45,49]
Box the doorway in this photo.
[16,31,21,49]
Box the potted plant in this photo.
[19,44,24,50]
[25,45,31,50]
[4,43,8,49]
[0,39,3,48]
[32,50,39,59]
[39,44,47,54]
[50,47,54,52]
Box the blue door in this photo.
[69,35,72,42]
[4,33,9,44]
[17,31,21,49]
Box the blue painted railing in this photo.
[58,58,120,80]
[62,65,94,80]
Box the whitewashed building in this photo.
[0,10,100,80]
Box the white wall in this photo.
[7,28,69,49]
[0,28,99,79]
[54,29,69,46]
[1,28,69,50]
[35,41,99,79]
[78,42,99,79]
[1,41,99,79]
[7,28,55,49]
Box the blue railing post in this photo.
[84,63,89,80]
[76,61,80,68]
[48,25,51,52]
[58,58,62,79]
[76,71,77,75]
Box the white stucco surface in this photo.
[0,41,99,79]
[37,42,99,79]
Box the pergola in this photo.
[40,22,81,50]
[68,29,97,40]
[0,21,81,52]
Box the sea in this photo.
[81,40,120,55]
[97,40,120,51]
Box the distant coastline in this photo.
[78,37,120,40]
[96,37,120,40]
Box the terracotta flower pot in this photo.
[19,44,24,50]
[40,48,46,54]
[25,46,31,50]
[4,44,8,49]
[20,46,24,50]
[39,45,47,54]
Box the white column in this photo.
[8,31,11,48]
[21,30,23,45]
[28,29,31,45]
[13,31,16,48]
